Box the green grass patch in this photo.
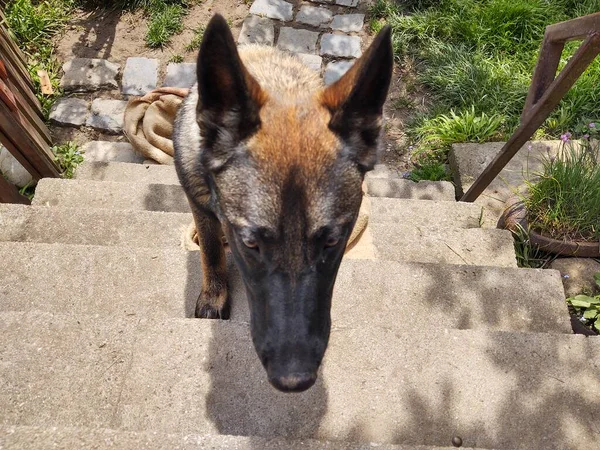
[525,125,600,242]
[145,1,187,48]
[185,24,205,52]
[372,0,600,180]
[5,0,79,116]
[53,141,83,179]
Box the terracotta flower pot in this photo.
[498,198,600,258]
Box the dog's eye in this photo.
[242,237,259,250]
[325,236,340,248]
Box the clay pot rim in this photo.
[499,199,600,258]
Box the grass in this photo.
[5,0,79,116]
[145,1,187,48]
[371,0,600,179]
[525,124,600,242]
[510,223,553,268]
[185,24,205,52]
[53,142,83,179]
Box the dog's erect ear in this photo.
[196,14,266,151]
[321,26,393,171]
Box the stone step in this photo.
[0,242,569,333]
[75,161,452,201]
[0,425,469,450]
[0,311,595,449]
[365,178,455,201]
[32,178,483,227]
[0,205,516,267]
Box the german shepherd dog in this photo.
[173,14,393,392]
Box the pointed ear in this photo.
[321,26,393,171]
[196,14,267,158]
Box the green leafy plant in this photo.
[52,142,83,179]
[567,272,600,333]
[510,224,553,268]
[185,25,205,52]
[525,124,600,242]
[146,2,186,48]
[169,54,184,63]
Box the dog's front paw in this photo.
[195,290,230,320]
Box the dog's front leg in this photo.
[189,202,230,320]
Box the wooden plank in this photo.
[0,52,42,116]
[0,101,60,178]
[0,174,31,205]
[0,27,34,91]
[0,59,7,79]
[546,12,600,43]
[37,69,53,95]
[5,75,52,145]
[0,77,16,111]
[0,129,41,180]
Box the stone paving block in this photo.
[277,27,320,54]
[163,63,196,88]
[238,15,275,45]
[330,13,365,32]
[80,141,145,163]
[324,60,354,84]
[297,53,323,71]
[309,0,334,4]
[335,0,358,6]
[121,57,159,96]
[76,161,179,183]
[320,34,361,58]
[296,5,333,27]
[86,99,127,134]
[48,97,90,127]
[249,0,294,22]
[60,58,119,92]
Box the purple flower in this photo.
[527,144,532,151]
[560,132,572,142]
[402,171,412,179]
[563,274,570,279]
[584,134,590,139]
[589,122,596,128]
[408,145,414,151]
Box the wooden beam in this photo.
[0,175,31,205]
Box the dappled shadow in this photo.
[66,5,121,61]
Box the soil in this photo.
[51,1,419,171]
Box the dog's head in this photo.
[196,15,393,392]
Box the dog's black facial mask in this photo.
[195,15,393,392]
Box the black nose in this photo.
[268,372,317,393]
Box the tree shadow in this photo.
[66,5,121,61]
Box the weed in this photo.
[146,2,186,48]
[392,96,414,111]
[185,25,205,52]
[510,223,553,269]
[567,272,600,333]
[169,54,184,63]
[525,124,600,242]
[52,142,83,179]
[18,182,36,201]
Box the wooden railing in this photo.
[0,6,60,205]
[461,12,600,202]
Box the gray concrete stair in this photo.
[0,311,596,449]
[0,242,569,333]
[32,179,483,227]
[0,204,517,267]
[0,425,469,450]
[75,160,454,200]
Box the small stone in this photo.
[249,0,294,22]
[122,57,159,96]
[323,60,354,84]
[49,98,90,127]
[60,58,119,92]
[320,34,362,58]
[296,5,333,27]
[550,258,600,298]
[330,14,365,32]
[335,0,359,7]
[277,28,320,54]
[452,436,463,447]
[163,63,196,88]
[297,53,323,72]
[0,146,33,188]
[80,141,145,163]
[238,15,275,45]
[86,99,128,134]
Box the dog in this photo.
[173,14,393,393]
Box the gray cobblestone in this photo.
[49,98,90,127]
[163,63,196,88]
[249,0,293,22]
[320,34,362,58]
[296,5,333,27]
[297,53,323,71]
[60,58,119,92]
[122,57,158,96]
[238,15,275,45]
[335,0,359,7]
[324,60,354,85]
[86,99,127,134]
[277,27,320,54]
[331,14,365,32]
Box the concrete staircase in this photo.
[1,143,598,450]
